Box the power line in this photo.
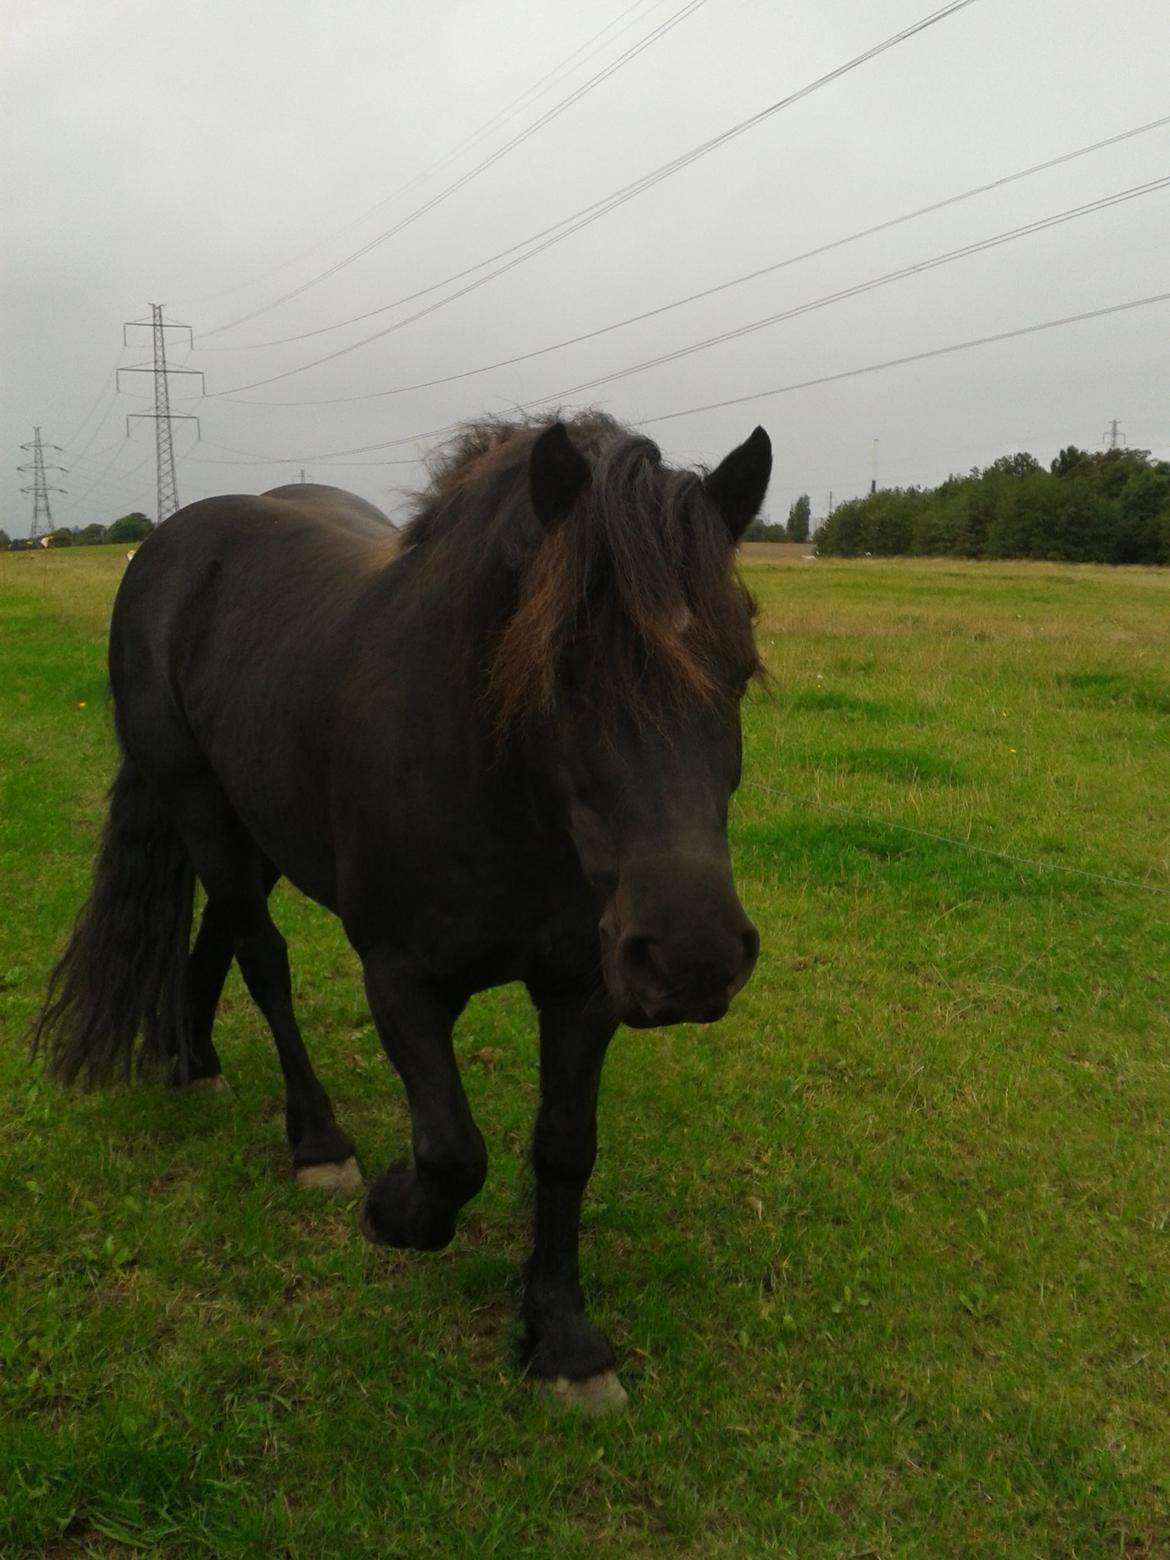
[65,385,124,465]
[58,439,156,519]
[638,290,1170,428]
[221,142,1170,408]
[185,0,661,315]
[186,289,1170,470]
[55,342,174,477]
[523,173,1170,408]
[204,0,981,394]
[57,363,124,451]
[216,0,983,363]
[186,418,460,469]
[188,437,420,469]
[198,0,713,340]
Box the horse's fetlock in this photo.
[417,1135,487,1205]
[361,1161,458,1252]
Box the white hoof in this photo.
[545,1370,629,1416]
[187,1075,233,1097]
[296,1157,363,1193]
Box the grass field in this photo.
[2,543,1168,1558]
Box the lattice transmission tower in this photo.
[118,305,203,522]
[19,427,68,538]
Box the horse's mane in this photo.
[400,411,761,733]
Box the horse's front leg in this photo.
[358,946,486,1251]
[523,984,625,1413]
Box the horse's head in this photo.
[517,420,772,1027]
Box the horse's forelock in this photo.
[403,414,760,736]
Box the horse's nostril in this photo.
[616,934,658,984]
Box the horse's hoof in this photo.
[187,1075,233,1097]
[359,1166,456,1251]
[545,1370,629,1416]
[296,1157,363,1193]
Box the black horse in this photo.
[34,411,772,1411]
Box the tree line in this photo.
[8,449,1170,566]
[745,492,811,543]
[0,513,154,551]
[813,446,1170,565]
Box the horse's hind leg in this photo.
[167,776,360,1191]
[176,902,232,1090]
[178,862,279,1093]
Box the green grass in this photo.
[2,546,1169,1557]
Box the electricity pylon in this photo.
[118,305,203,522]
[19,427,67,538]
[1101,419,1126,450]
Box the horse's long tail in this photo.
[30,755,196,1087]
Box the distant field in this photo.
[739,540,813,560]
[2,544,1169,1558]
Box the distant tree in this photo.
[1051,445,1091,479]
[106,512,154,544]
[815,442,1170,565]
[987,451,1042,480]
[742,517,787,542]
[76,523,107,545]
[45,529,73,547]
[0,530,10,551]
[786,493,811,542]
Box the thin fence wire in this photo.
[742,778,1170,898]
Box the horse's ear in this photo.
[703,426,773,539]
[530,423,590,527]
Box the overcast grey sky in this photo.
[4,0,1169,537]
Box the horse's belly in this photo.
[208,755,341,912]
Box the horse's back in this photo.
[113,486,401,642]
[133,484,400,571]
[108,487,401,887]
[261,483,402,544]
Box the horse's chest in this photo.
[344,827,594,986]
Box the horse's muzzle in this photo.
[602,906,759,1028]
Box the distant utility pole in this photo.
[19,426,67,538]
[118,305,204,523]
[1101,418,1126,450]
[870,438,879,495]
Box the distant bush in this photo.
[815,447,1170,565]
[106,513,154,544]
[743,518,789,542]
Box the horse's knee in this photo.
[532,1125,596,1191]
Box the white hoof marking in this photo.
[545,1370,629,1415]
[296,1157,363,1193]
